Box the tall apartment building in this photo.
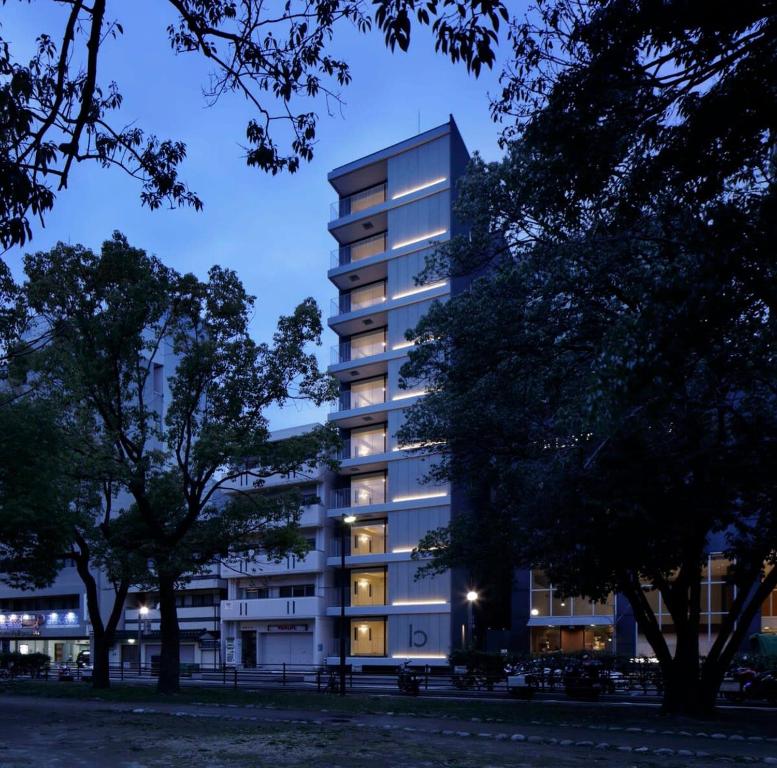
[325,117,470,667]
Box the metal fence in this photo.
[14,661,669,700]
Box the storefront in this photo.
[111,629,220,669]
[530,624,614,654]
[0,611,89,664]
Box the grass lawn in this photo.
[2,679,772,735]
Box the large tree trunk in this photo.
[157,570,180,694]
[660,658,711,717]
[91,632,111,689]
[72,533,129,690]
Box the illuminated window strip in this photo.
[392,654,448,660]
[392,340,415,351]
[391,390,427,401]
[392,491,448,503]
[392,600,447,606]
[394,443,423,452]
[391,280,448,301]
[391,547,414,554]
[391,177,447,200]
[392,229,447,251]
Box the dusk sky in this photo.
[3,2,510,429]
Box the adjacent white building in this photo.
[218,424,334,668]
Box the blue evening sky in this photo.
[3,2,510,429]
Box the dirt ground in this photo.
[0,695,772,768]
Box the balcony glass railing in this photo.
[330,485,387,509]
[330,283,386,318]
[330,232,387,269]
[339,430,386,460]
[330,182,387,221]
[331,381,386,413]
[331,336,386,365]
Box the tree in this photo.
[0,384,150,688]
[0,0,507,249]
[0,396,83,589]
[23,231,337,693]
[398,1,777,715]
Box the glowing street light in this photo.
[339,513,356,695]
[138,605,150,674]
[466,589,479,649]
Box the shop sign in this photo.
[0,614,43,635]
[266,624,308,633]
[0,611,79,634]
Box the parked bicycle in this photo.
[397,661,421,696]
[324,670,341,694]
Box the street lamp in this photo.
[339,514,356,695]
[466,590,479,649]
[138,605,149,674]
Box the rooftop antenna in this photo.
[417,110,421,134]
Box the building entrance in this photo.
[241,630,257,668]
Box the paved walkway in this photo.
[1,694,776,766]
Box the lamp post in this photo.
[339,514,356,695]
[466,590,479,649]
[138,605,149,674]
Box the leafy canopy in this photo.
[0,0,507,248]
[399,0,777,712]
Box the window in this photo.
[349,472,386,507]
[190,592,217,607]
[349,281,386,311]
[350,232,387,262]
[351,521,387,555]
[530,570,614,618]
[348,424,386,458]
[278,584,315,598]
[242,588,270,600]
[349,376,386,409]
[638,554,736,654]
[350,569,386,606]
[350,618,386,656]
[152,363,164,394]
[349,328,386,360]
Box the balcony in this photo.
[221,596,324,621]
[339,430,386,461]
[332,333,386,365]
[331,382,386,413]
[124,606,219,627]
[219,550,325,579]
[330,182,386,222]
[329,232,388,270]
[330,486,387,510]
[330,282,387,319]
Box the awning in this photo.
[527,616,613,628]
[113,629,219,643]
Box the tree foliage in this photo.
[0,396,88,588]
[0,0,507,249]
[400,1,777,715]
[21,231,338,692]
